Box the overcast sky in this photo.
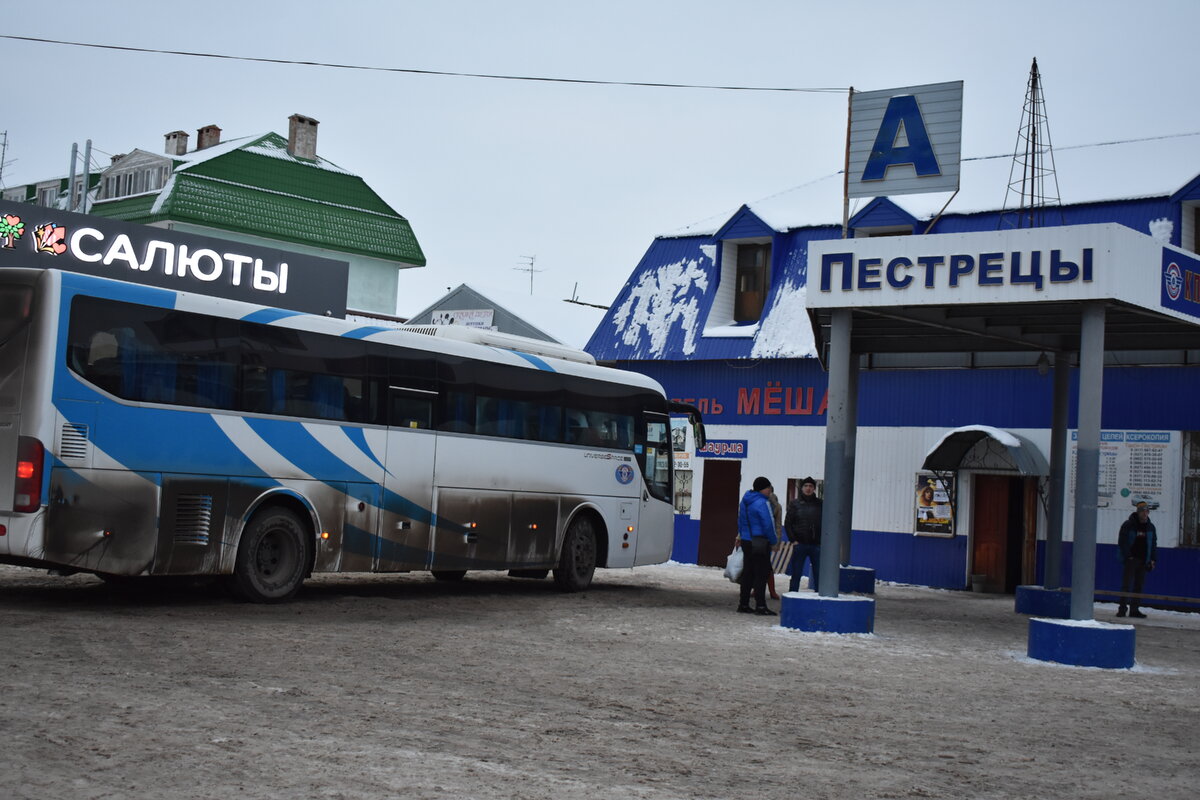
[4,0,1199,314]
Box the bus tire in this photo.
[230,507,310,603]
[553,516,597,592]
[431,570,467,581]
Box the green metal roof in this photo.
[90,133,425,265]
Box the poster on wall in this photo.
[915,473,954,535]
[1067,430,1178,544]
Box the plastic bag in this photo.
[723,547,744,583]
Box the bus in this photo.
[0,268,704,602]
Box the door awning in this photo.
[922,425,1049,476]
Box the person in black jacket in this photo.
[785,476,822,593]
[1116,501,1158,618]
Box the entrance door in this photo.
[696,460,742,567]
[971,475,1028,593]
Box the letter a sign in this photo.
[847,81,963,199]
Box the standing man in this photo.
[737,477,779,615]
[1117,500,1158,618]
[785,476,823,593]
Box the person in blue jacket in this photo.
[1116,500,1158,618]
[737,476,780,615]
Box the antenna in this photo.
[514,254,543,294]
[0,131,8,187]
[1000,58,1064,229]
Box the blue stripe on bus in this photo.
[55,398,271,479]
[344,326,391,339]
[507,350,556,372]
[342,426,388,473]
[240,417,439,527]
[241,308,304,324]
[244,418,372,483]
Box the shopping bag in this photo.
[723,547,744,583]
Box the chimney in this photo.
[164,130,189,156]
[196,124,222,151]
[287,114,319,160]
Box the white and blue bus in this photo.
[0,268,703,601]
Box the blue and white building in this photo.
[585,135,1200,604]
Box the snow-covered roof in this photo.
[170,133,353,175]
[396,268,606,350]
[664,133,1200,238]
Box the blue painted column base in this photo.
[1027,617,1136,669]
[839,565,876,595]
[780,592,875,633]
[1015,585,1072,618]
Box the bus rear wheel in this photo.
[230,507,309,603]
[553,516,597,592]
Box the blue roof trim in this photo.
[714,205,774,240]
[1170,173,1200,203]
[242,308,304,324]
[850,197,918,230]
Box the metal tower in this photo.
[1000,58,1064,229]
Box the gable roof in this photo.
[713,205,774,240]
[89,132,425,265]
[848,197,919,230]
[398,274,606,350]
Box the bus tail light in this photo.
[14,436,44,512]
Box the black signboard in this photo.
[0,200,349,317]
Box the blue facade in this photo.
[589,175,1200,606]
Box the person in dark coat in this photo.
[785,476,823,593]
[1116,500,1158,618]
[737,476,779,615]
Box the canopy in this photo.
[921,425,1049,476]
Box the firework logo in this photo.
[1165,261,1183,302]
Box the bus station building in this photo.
[585,137,1200,605]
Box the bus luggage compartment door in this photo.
[431,488,510,571]
[509,493,558,569]
[45,467,161,575]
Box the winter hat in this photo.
[752,476,772,492]
[801,476,817,488]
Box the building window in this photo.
[37,186,58,207]
[1181,431,1200,547]
[734,242,771,323]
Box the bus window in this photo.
[389,387,434,429]
[241,322,368,422]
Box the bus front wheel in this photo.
[553,516,597,592]
[230,507,310,603]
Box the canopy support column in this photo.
[819,309,853,597]
[1043,352,1070,590]
[1070,303,1105,621]
[839,354,859,566]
